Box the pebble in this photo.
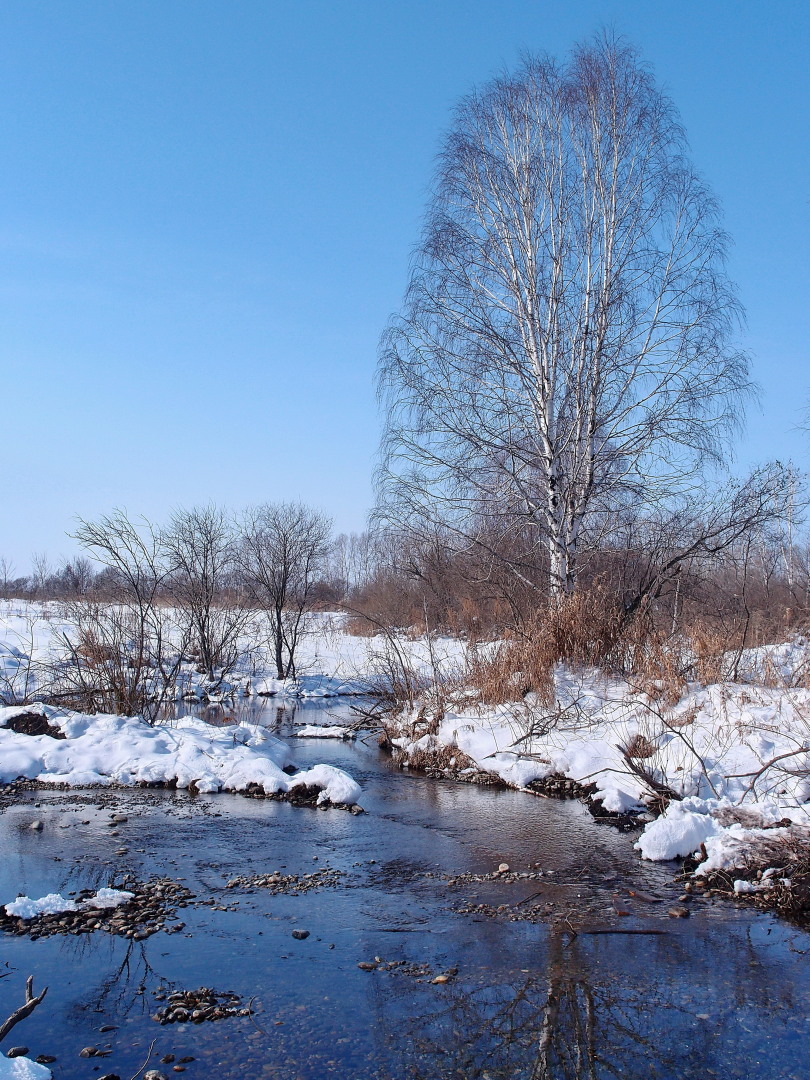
[144,1072,168,1080]
[7,1047,28,1058]
[98,1074,121,1080]
[79,1046,100,1058]
[497,863,510,873]
[431,974,451,984]
[30,820,44,831]
[291,928,310,940]
[668,906,690,918]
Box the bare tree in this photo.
[162,505,248,683]
[30,552,52,598]
[378,35,751,598]
[240,502,332,679]
[0,556,15,596]
[69,509,185,722]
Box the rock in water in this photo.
[291,928,310,939]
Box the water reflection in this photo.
[375,927,809,1080]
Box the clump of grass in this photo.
[464,582,630,706]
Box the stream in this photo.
[1,699,809,1079]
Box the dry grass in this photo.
[464,583,630,706]
[696,829,810,924]
[392,741,477,774]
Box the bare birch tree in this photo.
[378,36,752,597]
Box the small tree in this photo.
[69,509,185,722]
[240,502,332,679]
[162,505,248,683]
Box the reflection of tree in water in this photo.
[373,930,805,1080]
[58,936,173,1022]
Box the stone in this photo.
[7,1047,29,1058]
[79,1047,99,1058]
[668,906,690,918]
[30,820,44,831]
[497,863,509,873]
[291,928,310,940]
[144,1072,169,1080]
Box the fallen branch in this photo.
[0,975,48,1044]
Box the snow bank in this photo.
[0,1057,52,1080]
[389,663,810,863]
[5,887,134,919]
[0,707,361,805]
[289,763,361,805]
[634,799,722,860]
[5,892,77,918]
[85,887,136,909]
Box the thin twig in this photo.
[127,1036,157,1080]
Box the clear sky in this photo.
[0,0,808,572]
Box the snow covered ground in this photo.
[0,600,466,703]
[387,660,810,873]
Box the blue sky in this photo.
[0,0,808,571]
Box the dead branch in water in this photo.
[0,975,48,1043]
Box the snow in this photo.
[5,892,77,918]
[634,799,722,861]
[386,658,810,865]
[289,763,361,805]
[0,1057,52,1080]
[5,887,134,919]
[0,706,361,804]
[85,887,135,909]
[0,600,466,705]
[296,725,352,739]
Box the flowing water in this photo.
[1,700,808,1079]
